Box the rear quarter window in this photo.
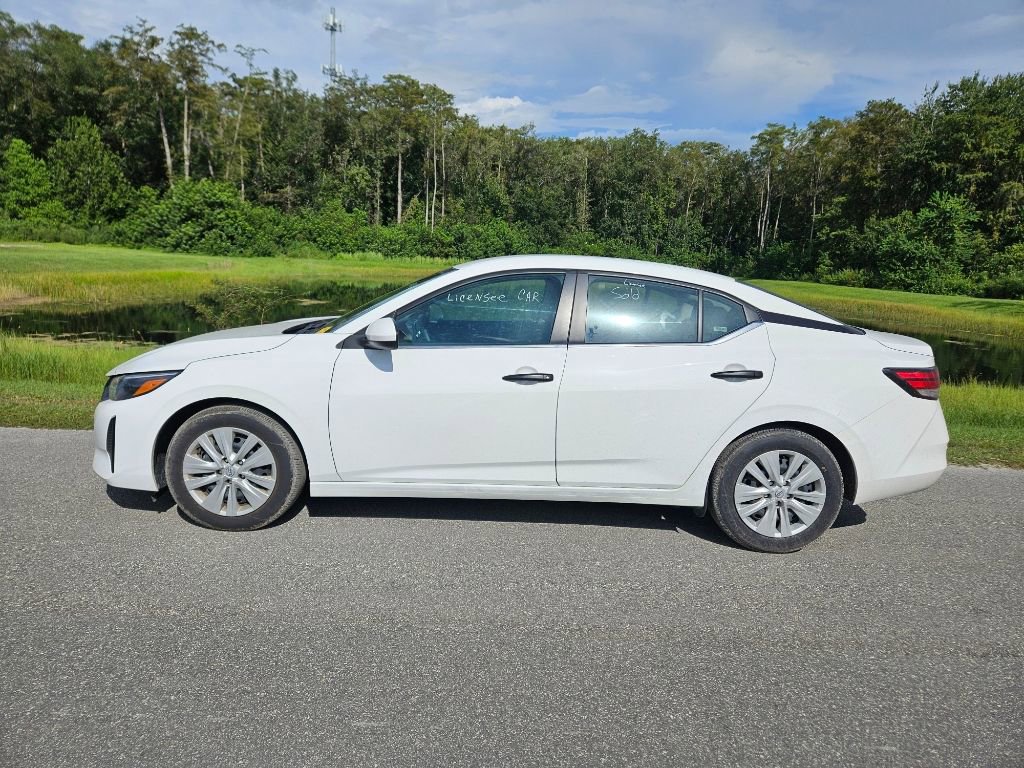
[702,293,748,342]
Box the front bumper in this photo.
[93,398,163,492]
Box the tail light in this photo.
[883,367,940,400]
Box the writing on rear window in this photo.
[610,280,645,301]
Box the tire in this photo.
[709,428,844,554]
[165,405,307,531]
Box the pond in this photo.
[0,283,396,345]
[1,284,1020,386]
[843,321,1023,387]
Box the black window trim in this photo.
[570,270,760,346]
[340,268,577,350]
[739,281,866,335]
[758,311,866,335]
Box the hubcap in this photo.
[733,450,827,538]
[182,427,277,517]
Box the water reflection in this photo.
[841,320,1023,387]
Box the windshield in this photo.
[316,267,454,333]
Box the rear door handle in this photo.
[710,369,763,381]
[503,372,554,383]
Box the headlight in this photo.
[102,371,181,401]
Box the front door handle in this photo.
[502,372,554,383]
[710,369,763,381]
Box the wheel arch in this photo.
[152,397,309,489]
[719,420,858,502]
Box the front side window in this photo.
[586,276,699,344]
[702,293,748,341]
[395,273,565,346]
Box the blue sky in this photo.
[12,0,1024,147]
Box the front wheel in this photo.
[165,405,307,531]
[709,428,844,553]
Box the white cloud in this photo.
[461,88,668,137]
[459,95,555,130]
[703,35,836,111]
[940,12,1024,40]
[556,85,669,115]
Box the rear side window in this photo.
[702,293,747,341]
[586,276,699,344]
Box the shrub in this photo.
[117,179,281,256]
[189,280,292,329]
[980,273,1024,299]
[283,242,331,260]
[297,202,370,253]
[818,267,872,287]
[0,139,54,218]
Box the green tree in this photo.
[106,20,177,187]
[874,193,986,293]
[379,74,427,224]
[47,117,131,222]
[0,139,53,217]
[166,25,225,181]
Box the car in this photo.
[92,255,948,552]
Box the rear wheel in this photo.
[709,428,844,553]
[165,406,307,531]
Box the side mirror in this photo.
[363,317,398,350]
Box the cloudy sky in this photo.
[11,0,1024,147]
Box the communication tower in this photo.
[322,7,343,80]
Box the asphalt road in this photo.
[0,427,1021,767]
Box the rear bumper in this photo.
[850,400,948,505]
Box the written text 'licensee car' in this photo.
[94,255,947,552]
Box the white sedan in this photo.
[93,255,948,552]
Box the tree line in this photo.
[1,12,1022,297]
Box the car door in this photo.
[556,273,775,489]
[330,271,573,484]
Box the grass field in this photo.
[1,333,1020,468]
[0,242,453,309]
[751,279,1024,341]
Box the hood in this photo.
[106,316,335,376]
[864,329,933,356]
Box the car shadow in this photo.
[306,496,742,547]
[833,501,868,528]
[106,487,867,546]
[106,486,177,513]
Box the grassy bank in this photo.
[751,279,1024,341]
[0,334,154,429]
[3,243,1021,343]
[0,334,1019,467]
[940,382,1024,467]
[0,242,454,310]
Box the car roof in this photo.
[454,254,733,286]
[452,254,832,321]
